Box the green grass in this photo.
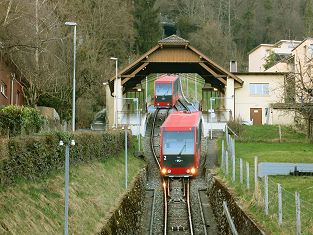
[0,147,145,234]
[237,124,307,143]
[218,125,313,235]
[236,142,313,163]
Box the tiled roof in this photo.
[158,34,189,45]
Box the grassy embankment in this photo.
[0,145,145,234]
[217,125,313,235]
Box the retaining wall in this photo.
[98,169,146,235]
[207,174,266,235]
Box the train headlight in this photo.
[186,169,190,173]
[157,103,160,106]
[167,103,170,106]
[161,168,167,175]
[191,168,196,174]
[167,169,171,173]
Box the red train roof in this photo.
[155,74,178,83]
[161,111,201,131]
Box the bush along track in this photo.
[0,130,129,186]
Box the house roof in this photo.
[291,38,313,51]
[248,40,302,55]
[248,44,274,55]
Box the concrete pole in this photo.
[72,25,76,132]
[64,144,70,235]
[125,128,128,189]
[145,76,148,103]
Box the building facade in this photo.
[234,72,294,125]
[0,60,24,106]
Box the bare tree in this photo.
[285,59,313,140]
[0,0,66,106]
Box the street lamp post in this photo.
[134,98,140,151]
[116,97,140,151]
[65,22,77,132]
[110,57,118,128]
[209,97,215,139]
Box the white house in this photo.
[234,72,294,125]
[248,40,301,72]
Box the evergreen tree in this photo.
[134,0,162,54]
[304,0,313,37]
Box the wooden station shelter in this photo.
[105,35,243,128]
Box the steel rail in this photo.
[163,178,168,235]
[186,178,194,235]
[150,108,161,169]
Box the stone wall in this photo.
[98,169,146,235]
[207,174,266,235]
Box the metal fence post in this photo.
[225,125,229,146]
[278,183,282,225]
[295,192,301,235]
[232,137,235,159]
[240,158,243,184]
[225,151,229,176]
[221,140,225,170]
[232,150,235,182]
[246,162,250,189]
[264,175,269,216]
[254,156,258,193]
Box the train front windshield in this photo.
[155,83,172,102]
[162,130,194,168]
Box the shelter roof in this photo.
[108,35,243,95]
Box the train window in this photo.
[156,83,172,96]
[162,130,194,155]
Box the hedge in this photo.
[0,130,131,186]
[0,105,45,137]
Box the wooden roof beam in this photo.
[121,62,149,85]
[199,62,227,85]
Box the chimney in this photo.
[230,60,237,73]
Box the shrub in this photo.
[0,130,130,186]
[0,105,45,137]
[227,117,244,136]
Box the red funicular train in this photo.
[154,74,180,108]
[160,111,202,177]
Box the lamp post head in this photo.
[65,22,77,26]
[110,57,118,61]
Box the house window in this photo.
[0,81,7,97]
[249,83,269,96]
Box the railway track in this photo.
[148,105,211,234]
[150,108,170,169]
[163,178,194,235]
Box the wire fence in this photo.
[220,128,313,235]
